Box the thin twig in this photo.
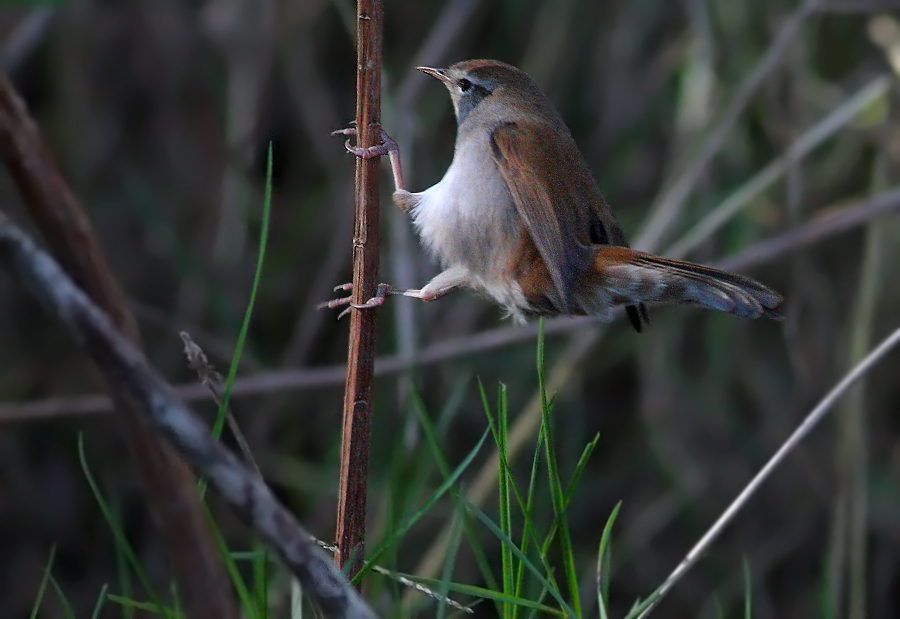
[831,152,891,619]
[179,331,472,613]
[0,317,585,420]
[335,0,384,578]
[5,177,900,425]
[180,331,261,476]
[6,183,900,424]
[634,328,900,619]
[0,211,378,619]
[0,71,237,618]
[717,185,900,271]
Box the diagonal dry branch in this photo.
[634,327,900,618]
[0,70,236,618]
[0,210,378,619]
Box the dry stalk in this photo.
[0,211,378,619]
[335,0,385,578]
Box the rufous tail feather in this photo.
[584,246,784,320]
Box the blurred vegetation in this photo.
[1,0,900,617]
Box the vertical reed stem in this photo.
[335,0,384,580]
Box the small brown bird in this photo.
[323,59,783,330]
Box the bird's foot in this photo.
[331,125,399,160]
[318,282,414,319]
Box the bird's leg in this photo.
[321,124,440,319]
[318,268,466,319]
[318,282,455,320]
[331,124,412,212]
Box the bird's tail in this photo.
[582,246,783,320]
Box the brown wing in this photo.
[490,120,647,329]
[489,121,596,313]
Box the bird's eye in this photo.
[458,78,472,92]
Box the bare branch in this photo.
[0,69,236,617]
[634,327,900,618]
[718,186,900,272]
[0,211,378,619]
[6,184,900,425]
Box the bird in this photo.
[321,59,783,331]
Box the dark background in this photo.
[0,0,899,617]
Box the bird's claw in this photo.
[331,125,399,159]
[318,283,398,320]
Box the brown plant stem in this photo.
[0,72,237,619]
[336,0,384,578]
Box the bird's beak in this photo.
[416,66,452,85]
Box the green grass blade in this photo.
[490,421,565,605]
[464,498,576,618]
[112,496,134,619]
[436,508,465,619]
[503,463,565,610]
[410,392,500,598]
[528,435,599,593]
[78,436,166,613]
[564,435,599,505]
[479,375,566,607]
[538,434,600,569]
[48,572,77,619]
[498,384,513,617]
[513,419,545,619]
[253,540,268,619]
[106,595,182,617]
[597,501,622,619]
[480,379,514,617]
[202,501,258,617]
[398,574,563,617]
[744,558,753,619]
[217,141,273,427]
[90,584,109,619]
[200,142,273,497]
[28,545,56,619]
[536,319,581,616]
[355,428,491,584]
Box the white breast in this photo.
[408,133,530,319]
